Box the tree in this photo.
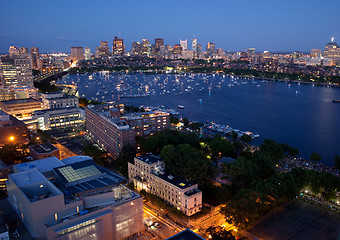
[334,155,340,170]
[82,144,108,166]
[240,134,252,144]
[182,118,189,128]
[205,226,235,240]
[310,152,321,162]
[114,144,136,177]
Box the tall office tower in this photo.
[197,44,202,54]
[192,38,197,52]
[141,39,150,55]
[0,56,33,88]
[310,49,322,58]
[84,46,91,60]
[9,46,20,57]
[324,38,340,59]
[180,39,188,51]
[98,41,110,57]
[247,48,255,56]
[206,42,215,55]
[112,37,124,55]
[155,38,164,52]
[173,44,183,55]
[19,47,29,55]
[30,47,39,69]
[131,41,141,55]
[217,48,225,58]
[70,47,84,61]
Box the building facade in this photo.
[0,56,33,88]
[29,143,60,160]
[112,37,124,56]
[128,155,202,216]
[70,47,85,62]
[7,156,144,240]
[0,98,42,118]
[41,92,79,110]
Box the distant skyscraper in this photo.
[84,46,91,60]
[247,48,256,56]
[173,44,183,55]
[206,42,215,55]
[192,38,197,52]
[324,38,340,59]
[155,38,164,52]
[131,42,141,55]
[197,44,202,54]
[180,39,188,51]
[98,41,110,58]
[310,49,322,58]
[19,47,29,55]
[70,47,85,61]
[0,56,33,87]
[141,39,150,55]
[9,46,20,57]
[112,37,124,55]
[30,47,39,69]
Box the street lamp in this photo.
[9,136,14,142]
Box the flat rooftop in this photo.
[136,154,161,164]
[29,142,58,154]
[0,98,41,105]
[15,157,64,173]
[61,155,93,165]
[54,160,126,194]
[157,172,195,190]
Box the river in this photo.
[59,72,340,165]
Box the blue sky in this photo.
[1,0,339,53]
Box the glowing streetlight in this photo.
[9,136,14,142]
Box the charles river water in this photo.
[59,72,340,166]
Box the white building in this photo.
[7,156,144,240]
[128,154,202,216]
[41,92,79,110]
[180,39,188,51]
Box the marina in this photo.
[59,72,340,165]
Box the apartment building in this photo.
[128,154,202,216]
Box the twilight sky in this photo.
[1,0,339,53]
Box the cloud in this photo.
[56,35,70,41]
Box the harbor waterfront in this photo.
[59,72,340,165]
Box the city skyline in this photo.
[1,0,339,53]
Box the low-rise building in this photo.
[29,143,60,160]
[41,92,79,110]
[0,109,29,146]
[33,107,84,130]
[0,98,42,118]
[85,105,170,158]
[7,156,144,240]
[128,154,202,216]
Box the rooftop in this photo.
[53,160,126,194]
[15,157,64,174]
[136,154,161,164]
[29,143,58,154]
[61,155,93,165]
[157,171,195,190]
[0,98,41,105]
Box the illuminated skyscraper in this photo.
[173,44,183,55]
[131,42,141,55]
[19,47,29,55]
[192,38,197,52]
[112,37,124,55]
[180,39,188,51]
[84,46,91,60]
[98,41,110,57]
[141,39,150,55]
[310,49,322,58]
[155,38,164,52]
[70,47,84,61]
[324,37,340,59]
[30,47,39,69]
[197,44,202,54]
[0,56,33,87]
[206,42,215,55]
[9,46,19,57]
